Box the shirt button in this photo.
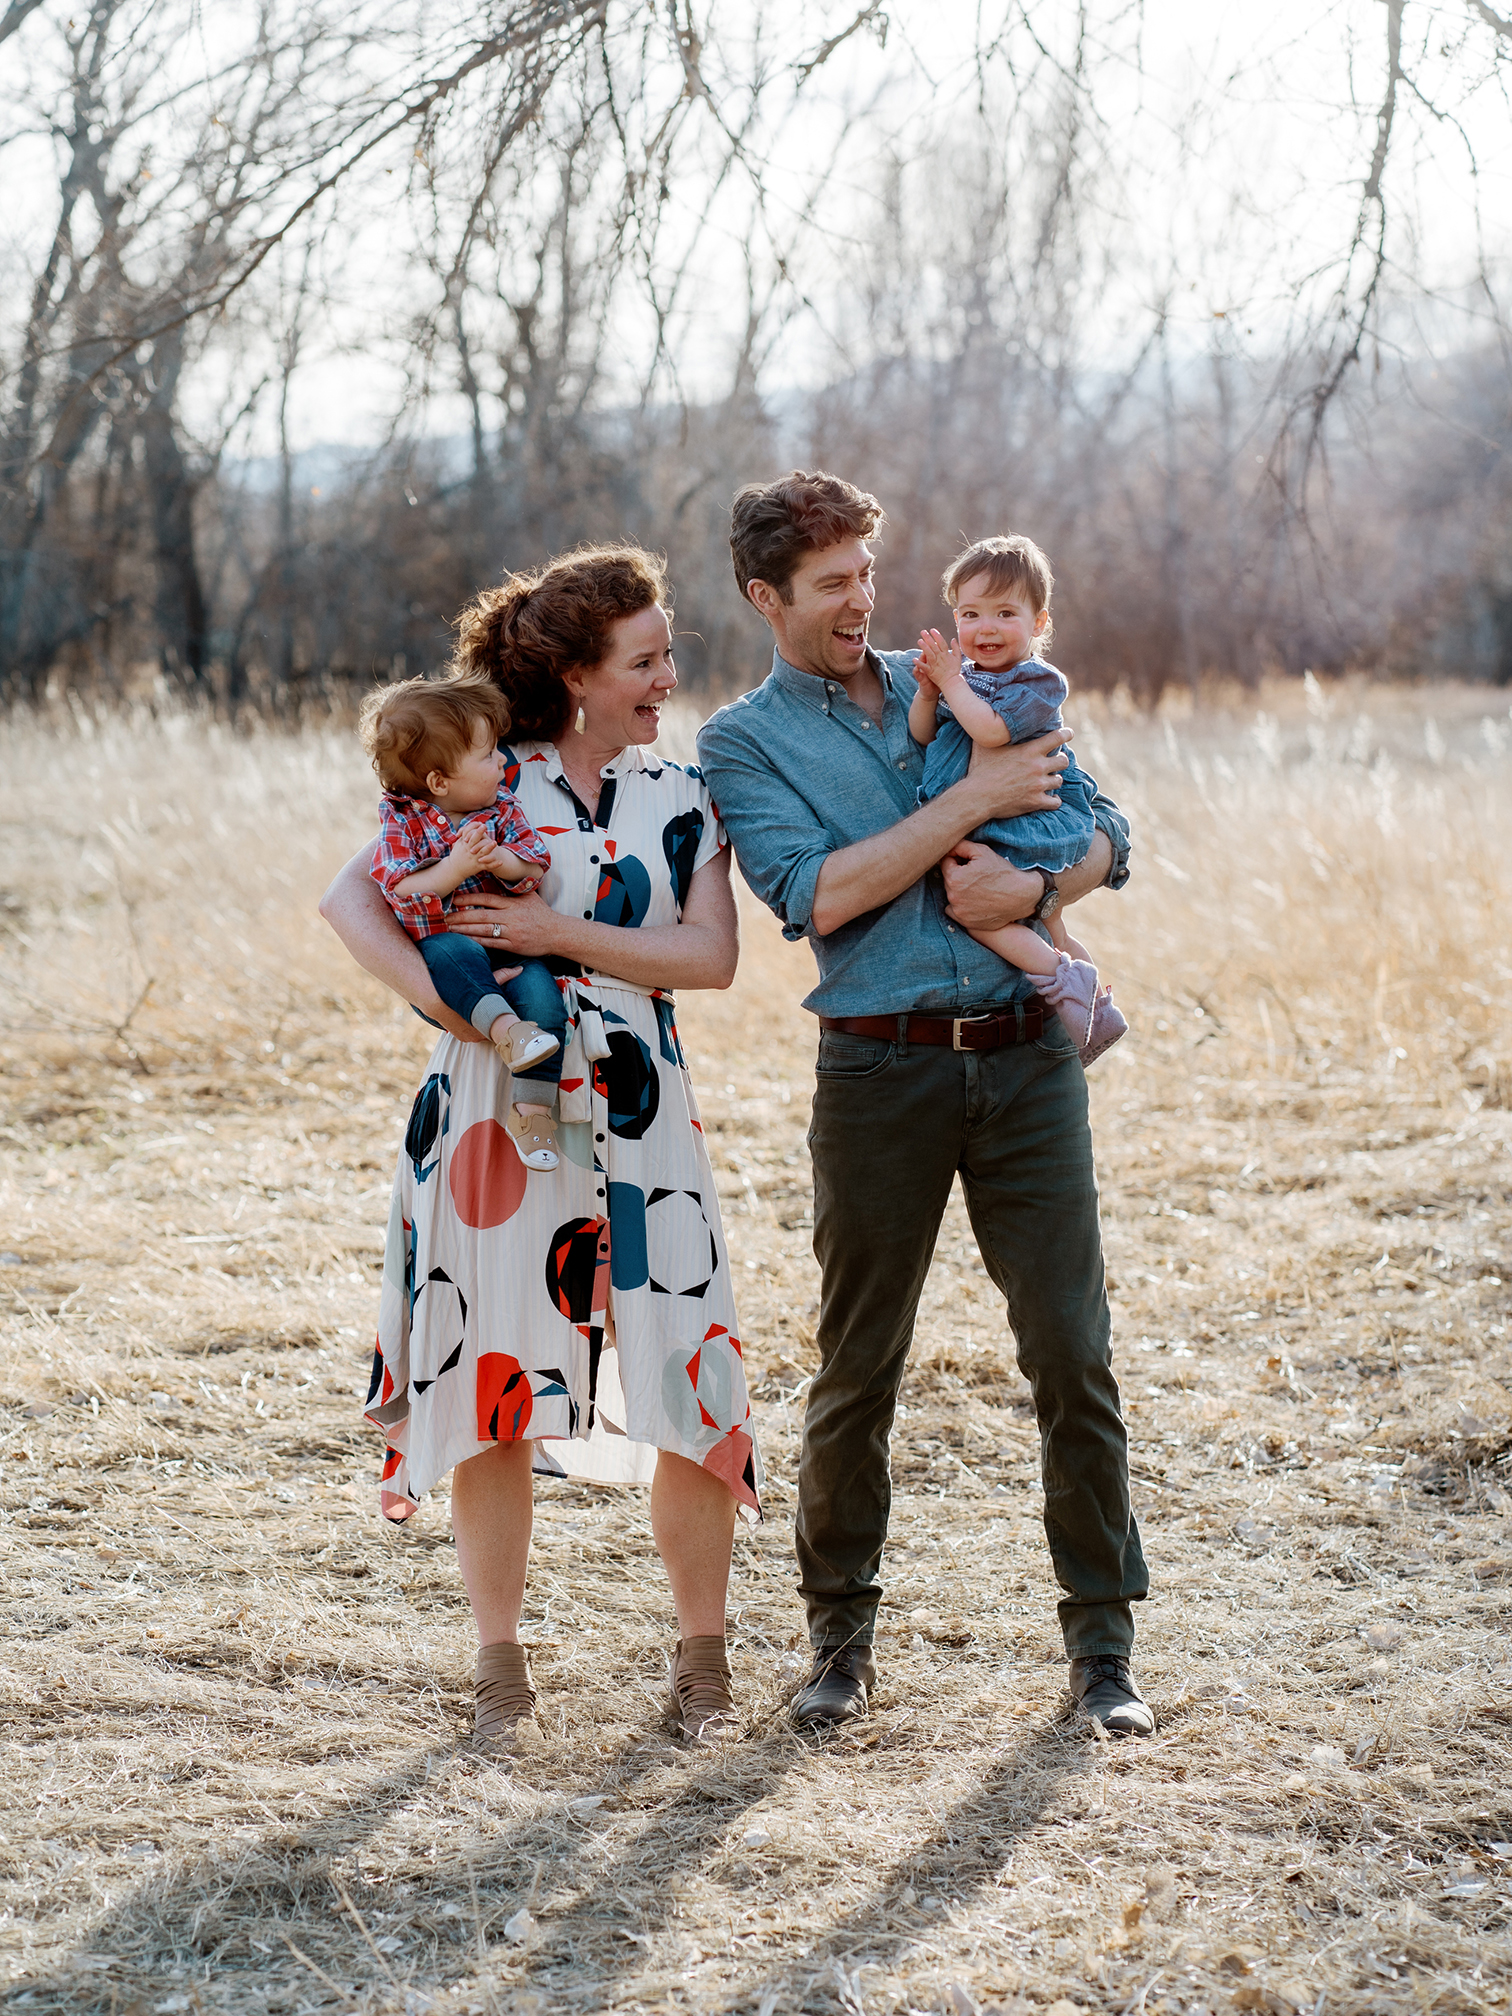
[947,925,955,933]
[590,855,599,864]
[583,910,592,918]
[596,1187,605,1198]
[595,1133,605,1142]
[897,758,907,769]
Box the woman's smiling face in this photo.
[569,603,678,748]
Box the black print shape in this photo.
[661,808,704,910]
[405,1073,452,1184]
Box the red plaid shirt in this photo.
[372,786,553,941]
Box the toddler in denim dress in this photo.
[909,534,1127,1065]
[359,671,569,1171]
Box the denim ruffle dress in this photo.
[918,654,1098,872]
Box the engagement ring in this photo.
[493,924,502,939]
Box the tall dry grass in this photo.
[1,682,1510,2016]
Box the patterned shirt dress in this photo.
[365,739,764,1522]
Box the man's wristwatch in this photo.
[1031,868,1061,922]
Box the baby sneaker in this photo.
[501,1020,560,1073]
[505,1105,559,1171]
[1079,984,1128,1068]
[1037,952,1100,1050]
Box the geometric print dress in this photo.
[365,737,764,1523]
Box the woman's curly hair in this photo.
[453,544,669,742]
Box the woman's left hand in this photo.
[448,889,564,958]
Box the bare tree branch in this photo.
[0,0,44,47]
[1297,0,1404,452]
[794,1,888,85]
[1467,0,1512,36]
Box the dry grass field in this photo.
[2,680,1511,2016]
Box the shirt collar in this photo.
[527,738,663,782]
[770,647,895,716]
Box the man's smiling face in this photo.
[755,536,877,682]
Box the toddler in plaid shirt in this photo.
[359,672,568,1172]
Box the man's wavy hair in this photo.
[452,544,668,742]
[729,470,885,605]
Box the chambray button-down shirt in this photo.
[697,646,1131,1020]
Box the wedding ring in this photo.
[493,924,501,939]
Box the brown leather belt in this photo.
[820,1002,1050,1050]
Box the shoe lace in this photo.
[1080,1654,1132,1690]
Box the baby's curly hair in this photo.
[358,672,511,798]
[453,544,668,742]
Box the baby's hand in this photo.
[916,628,964,690]
[450,820,497,872]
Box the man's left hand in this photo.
[941,840,1042,930]
[447,890,562,958]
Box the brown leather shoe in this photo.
[791,1644,877,1729]
[475,1640,536,1743]
[669,1635,737,1742]
[1069,1654,1154,1737]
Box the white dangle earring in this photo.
[573,705,586,734]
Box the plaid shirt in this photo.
[373,785,553,941]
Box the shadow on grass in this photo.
[702,1719,1086,2016]
[3,1693,808,2016]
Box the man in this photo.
[696,471,1153,1737]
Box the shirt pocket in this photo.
[815,1031,896,1079]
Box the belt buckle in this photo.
[952,1015,988,1051]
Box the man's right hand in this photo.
[963,727,1070,819]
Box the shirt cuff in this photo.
[1092,804,1132,891]
[776,852,827,941]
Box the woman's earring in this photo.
[573,706,586,735]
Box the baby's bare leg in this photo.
[1047,915,1093,965]
[968,921,1100,1048]
[966,920,1062,975]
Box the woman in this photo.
[319,544,762,1746]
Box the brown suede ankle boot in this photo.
[475,1640,536,1743]
[669,1635,736,1743]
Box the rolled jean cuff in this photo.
[468,992,512,1038]
[1059,1607,1136,1660]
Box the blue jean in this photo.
[417,934,566,1088]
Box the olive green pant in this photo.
[797,1019,1148,1659]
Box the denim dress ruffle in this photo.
[918,654,1098,873]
